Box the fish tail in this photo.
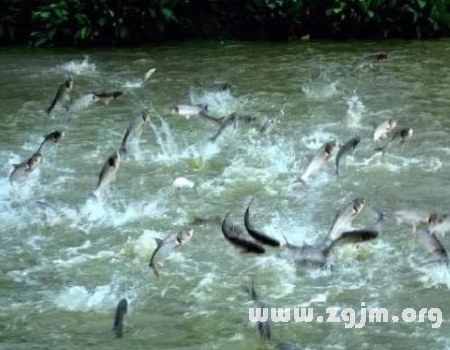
[150,263,160,277]
[119,143,127,156]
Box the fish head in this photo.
[324,141,337,155]
[351,198,365,216]
[428,213,442,228]
[65,76,74,90]
[142,109,150,122]
[108,152,120,168]
[176,229,194,245]
[352,136,361,148]
[401,128,413,142]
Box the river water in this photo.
[1,41,450,349]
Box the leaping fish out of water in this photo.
[335,136,361,177]
[299,141,337,185]
[246,281,271,341]
[37,130,65,153]
[375,127,413,155]
[93,91,123,105]
[91,151,120,198]
[119,110,150,155]
[171,104,208,119]
[143,68,156,85]
[9,152,43,183]
[418,230,449,266]
[46,76,73,115]
[393,209,430,233]
[149,229,194,277]
[113,298,128,338]
[221,198,379,267]
[373,118,397,142]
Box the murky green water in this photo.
[1,41,450,349]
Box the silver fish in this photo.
[9,152,43,183]
[119,110,150,155]
[327,198,365,241]
[149,229,194,277]
[428,213,450,236]
[172,104,208,119]
[375,127,413,154]
[299,141,337,185]
[373,119,397,142]
[47,76,73,115]
[335,136,361,177]
[394,209,430,232]
[92,151,120,197]
[418,230,449,265]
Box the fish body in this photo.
[394,209,429,232]
[299,141,337,184]
[172,104,208,119]
[149,229,193,277]
[120,110,150,154]
[9,152,43,183]
[92,151,120,197]
[327,198,365,241]
[373,119,397,142]
[113,298,128,338]
[37,130,65,152]
[47,76,73,115]
[335,136,361,176]
[94,91,123,105]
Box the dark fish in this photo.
[119,110,150,155]
[246,281,271,341]
[208,113,237,142]
[244,199,280,247]
[366,53,388,62]
[418,230,449,265]
[37,130,65,152]
[113,298,128,338]
[221,213,265,254]
[93,91,123,105]
[335,136,361,177]
[47,76,73,115]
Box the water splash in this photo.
[346,94,366,127]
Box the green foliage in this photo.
[1,0,450,45]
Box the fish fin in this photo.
[155,238,164,248]
[150,263,160,277]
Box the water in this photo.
[1,41,450,349]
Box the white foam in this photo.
[54,285,117,312]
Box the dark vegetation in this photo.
[1,0,450,46]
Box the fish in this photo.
[172,176,196,190]
[149,229,194,277]
[92,151,120,198]
[208,113,237,142]
[373,119,397,142]
[418,230,449,265]
[221,213,266,254]
[299,141,336,185]
[375,127,413,155]
[327,198,365,241]
[259,117,276,134]
[93,91,123,105]
[9,152,43,183]
[335,136,361,177]
[119,110,150,155]
[37,130,65,152]
[143,68,156,85]
[394,209,430,232]
[171,104,208,119]
[366,53,388,62]
[47,76,73,115]
[246,281,271,341]
[113,298,128,338]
